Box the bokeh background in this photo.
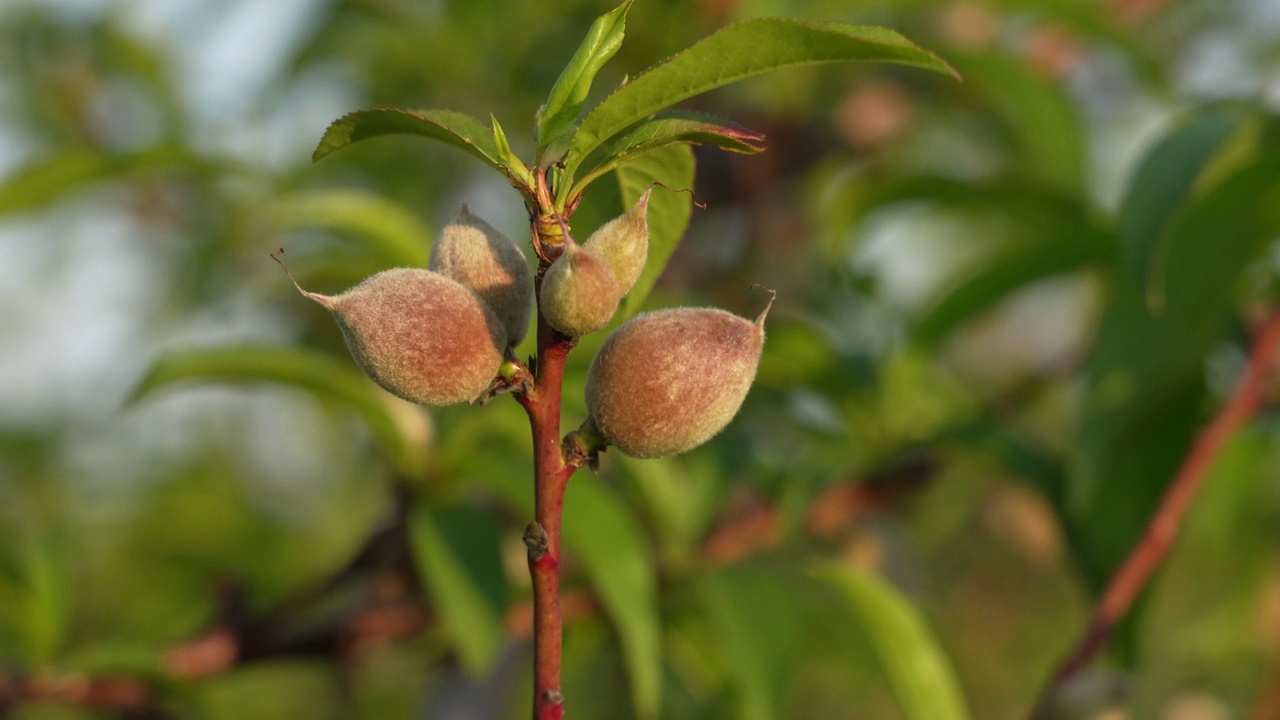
[2,0,1280,718]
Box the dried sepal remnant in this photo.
[282,263,507,405]
[430,205,535,348]
[585,294,772,457]
[540,237,622,337]
[584,188,650,295]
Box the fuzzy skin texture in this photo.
[583,189,649,295]
[585,307,764,457]
[328,268,506,405]
[540,243,621,337]
[429,205,534,348]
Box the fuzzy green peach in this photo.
[584,295,772,457]
[286,266,506,405]
[540,238,621,337]
[430,205,534,348]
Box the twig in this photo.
[1037,309,1280,711]
[513,203,581,719]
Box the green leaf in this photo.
[822,175,1116,346]
[817,564,971,720]
[951,51,1085,192]
[1072,155,1280,588]
[562,477,662,719]
[913,213,1114,346]
[407,502,506,675]
[0,147,114,214]
[491,114,534,187]
[1117,104,1252,308]
[194,661,345,719]
[272,189,434,268]
[615,454,726,569]
[755,316,843,390]
[697,566,807,720]
[0,144,207,214]
[617,145,696,317]
[129,345,427,477]
[537,0,634,153]
[65,642,165,677]
[0,536,69,664]
[313,108,525,187]
[561,19,956,187]
[570,111,764,198]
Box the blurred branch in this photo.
[0,483,426,718]
[1035,308,1280,716]
[0,452,935,718]
[702,453,938,564]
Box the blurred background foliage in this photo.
[1,0,1280,718]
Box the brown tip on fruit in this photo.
[271,248,336,309]
[750,284,776,327]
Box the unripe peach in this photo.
[429,205,534,348]
[540,236,621,337]
[584,293,773,458]
[283,265,507,405]
[583,188,650,295]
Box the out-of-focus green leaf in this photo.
[407,502,506,675]
[194,660,345,720]
[1072,156,1280,588]
[571,111,764,198]
[0,148,112,214]
[272,189,434,268]
[64,642,164,677]
[0,145,206,214]
[945,423,1068,513]
[313,109,526,188]
[0,537,68,665]
[756,316,843,390]
[1118,104,1253,308]
[537,0,633,153]
[913,215,1114,346]
[1162,157,1280,297]
[823,174,1115,346]
[560,19,957,195]
[562,477,661,719]
[817,563,971,720]
[129,345,427,477]
[951,52,1085,192]
[698,565,806,720]
[615,453,726,571]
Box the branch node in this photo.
[561,431,599,473]
[523,522,550,562]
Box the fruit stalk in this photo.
[515,270,580,720]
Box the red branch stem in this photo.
[515,268,580,720]
[1042,310,1280,700]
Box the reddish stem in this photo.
[1040,310,1280,706]
[515,273,580,720]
